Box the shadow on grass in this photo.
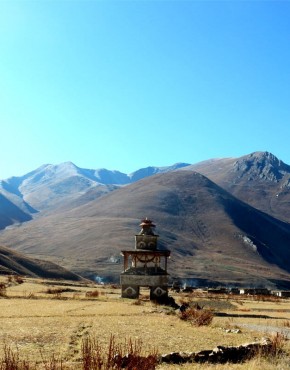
[214,312,287,319]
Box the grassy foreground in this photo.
[1,276,290,369]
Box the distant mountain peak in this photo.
[129,162,190,182]
[232,151,290,182]
[46,161,79,172]
[58,161,79,168]
[250,151,281,164]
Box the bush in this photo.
[0,344,30,370]
[0,344,66,370]
[266,332,286,357]
[45,288,63,295]
[179,306,214,326]
[7,275,24,285]
[0,283,7,298]
[14,276,24,285]
[81,335,158,370]
[85,290,99,298]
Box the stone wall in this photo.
[160,338,273,364]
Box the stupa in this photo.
[120,218,171,299]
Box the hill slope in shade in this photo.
[0,193,32,230]
[187,151,290,223]
[0,245,82,280]
[1,171,290,288]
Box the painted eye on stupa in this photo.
[123,286,137,297]
[152,287,167,297]
[137,241,146,249]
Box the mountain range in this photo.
[0,162,189,223]
[0,151,290,288]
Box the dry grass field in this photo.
[1,276,290,369]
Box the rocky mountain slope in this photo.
[187,151,290,223]
[1,170,290,288]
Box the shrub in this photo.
[6,275,24,286]
[0,344,66,370]
[40,351,65,370]
[85,290,99,298]
[45,288,77,299]
[81,335,158,370]
[266,332,286,357]
[0,344,30,369]
[179,306,214,326]
[0,283,7,298]
[14,276,24,285]
[45,288,63,295]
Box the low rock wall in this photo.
[160,338,273,364]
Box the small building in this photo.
[239,288,270,295]
[272,290,290,298]
[120,218,171,300]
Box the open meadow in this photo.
[1,276,290,369]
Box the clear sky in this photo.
[0,0,290,179]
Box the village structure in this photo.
[119,219,290,299]
[120,218,171,300]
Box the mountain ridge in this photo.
[1,151,290,287]
[1,168,290,287]
[0,162,190,227]
[186,151,290,223]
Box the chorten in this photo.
[120,218,171,299]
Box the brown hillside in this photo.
[0,245,83,280]
[0,171,290,288]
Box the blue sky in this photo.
[0,0,290,179]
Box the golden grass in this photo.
[0,277,290,369]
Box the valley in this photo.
[0,151,290,288]
[1,276,290,369]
